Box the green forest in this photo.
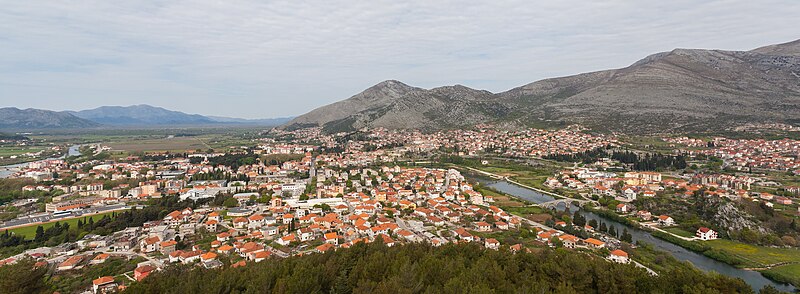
[119,242,766,294]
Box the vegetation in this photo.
[543,148,688,171]
[0,258,49,294]
[9,211,118,238]
[124,242,756,293]
[760,264,800,288]
[0,196,203,257]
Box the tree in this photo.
[572,211,586,227]
[0,258,49,294]
[608,226,617,238]
[223,197,239,208]
[34,226,44,242]
[621,228,633,243]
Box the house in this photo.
[180,250,202,264]
[636,210,652,221]
[558,234,580,248]
[58,255,84,271]
[495,221,509,230]
[475,221,492,232]
[200,252,218,263]
[253,251,271,262]
[616,203,632,214]
[232,217,249,229]
[584,238,605,249]
[297,228,315,241]
[140,236,160,253]
[609,249,629,264]
[91,253,110,265]
[264,226,279,236]
[134,265,156,281]
[453,228,474,242]
[92,276,117,294]
[484,238,500,250]
[696,227,718,240]
[160,240,177,255]
[657,215,675,226]
[316,242,335,253]
[276,234,296,246]
[324,232,339,245]
[205,220,218,232]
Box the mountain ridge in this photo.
[284,38,800,133]
[0,105,292,130]
[0,107,99,129]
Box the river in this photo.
[0,144,82,178]
[480,179,797,292]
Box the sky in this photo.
[1,1,798,119]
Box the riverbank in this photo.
[465,165,797,292]
[650,232,800,288]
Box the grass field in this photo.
[0,146,45,157]
[760,263,800,287]
[9,211,119,238]
[705,239,800,266]
[664,227,695,238]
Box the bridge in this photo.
[534,198,593,209]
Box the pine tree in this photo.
[34,226,44,242]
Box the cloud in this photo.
[1,0,798,118]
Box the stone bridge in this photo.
[534,198,592,209]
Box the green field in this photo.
[705,239,800,267]
[760,263,800,288]
[9,211,119,238]
[664,227,695,238]
[0,146,45,157]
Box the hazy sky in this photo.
[1,1,798,118]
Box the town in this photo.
[0,125,798,293]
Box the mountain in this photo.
[285,39,800,133]
[67,105,291,127]
[69,105,217,126]
[0,107,99,129]
[206,116,294,126]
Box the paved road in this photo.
[0,204,130,230]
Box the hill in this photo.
[0,107,98,129]
[121,242,756,293]
[285,39,800,134]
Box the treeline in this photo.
[139,152,189,161]
[0,196,203,257]
[123,242,759,294]
[190,153,259,169]
[189,169,249,182]
[0,178,62,205]
[544,148,687,171]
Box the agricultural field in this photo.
[107,136,213,153]
[705,239,800,267]
[760,263,800,288]
[0,146,45,157]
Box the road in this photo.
[0,204,131,230]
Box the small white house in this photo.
[609,249,630,264]
[696,227,718,240]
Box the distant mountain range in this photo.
[0,105,292,130]
[285,39,800,134]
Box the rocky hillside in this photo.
[0,107,99,129]
[284,39,800,133]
